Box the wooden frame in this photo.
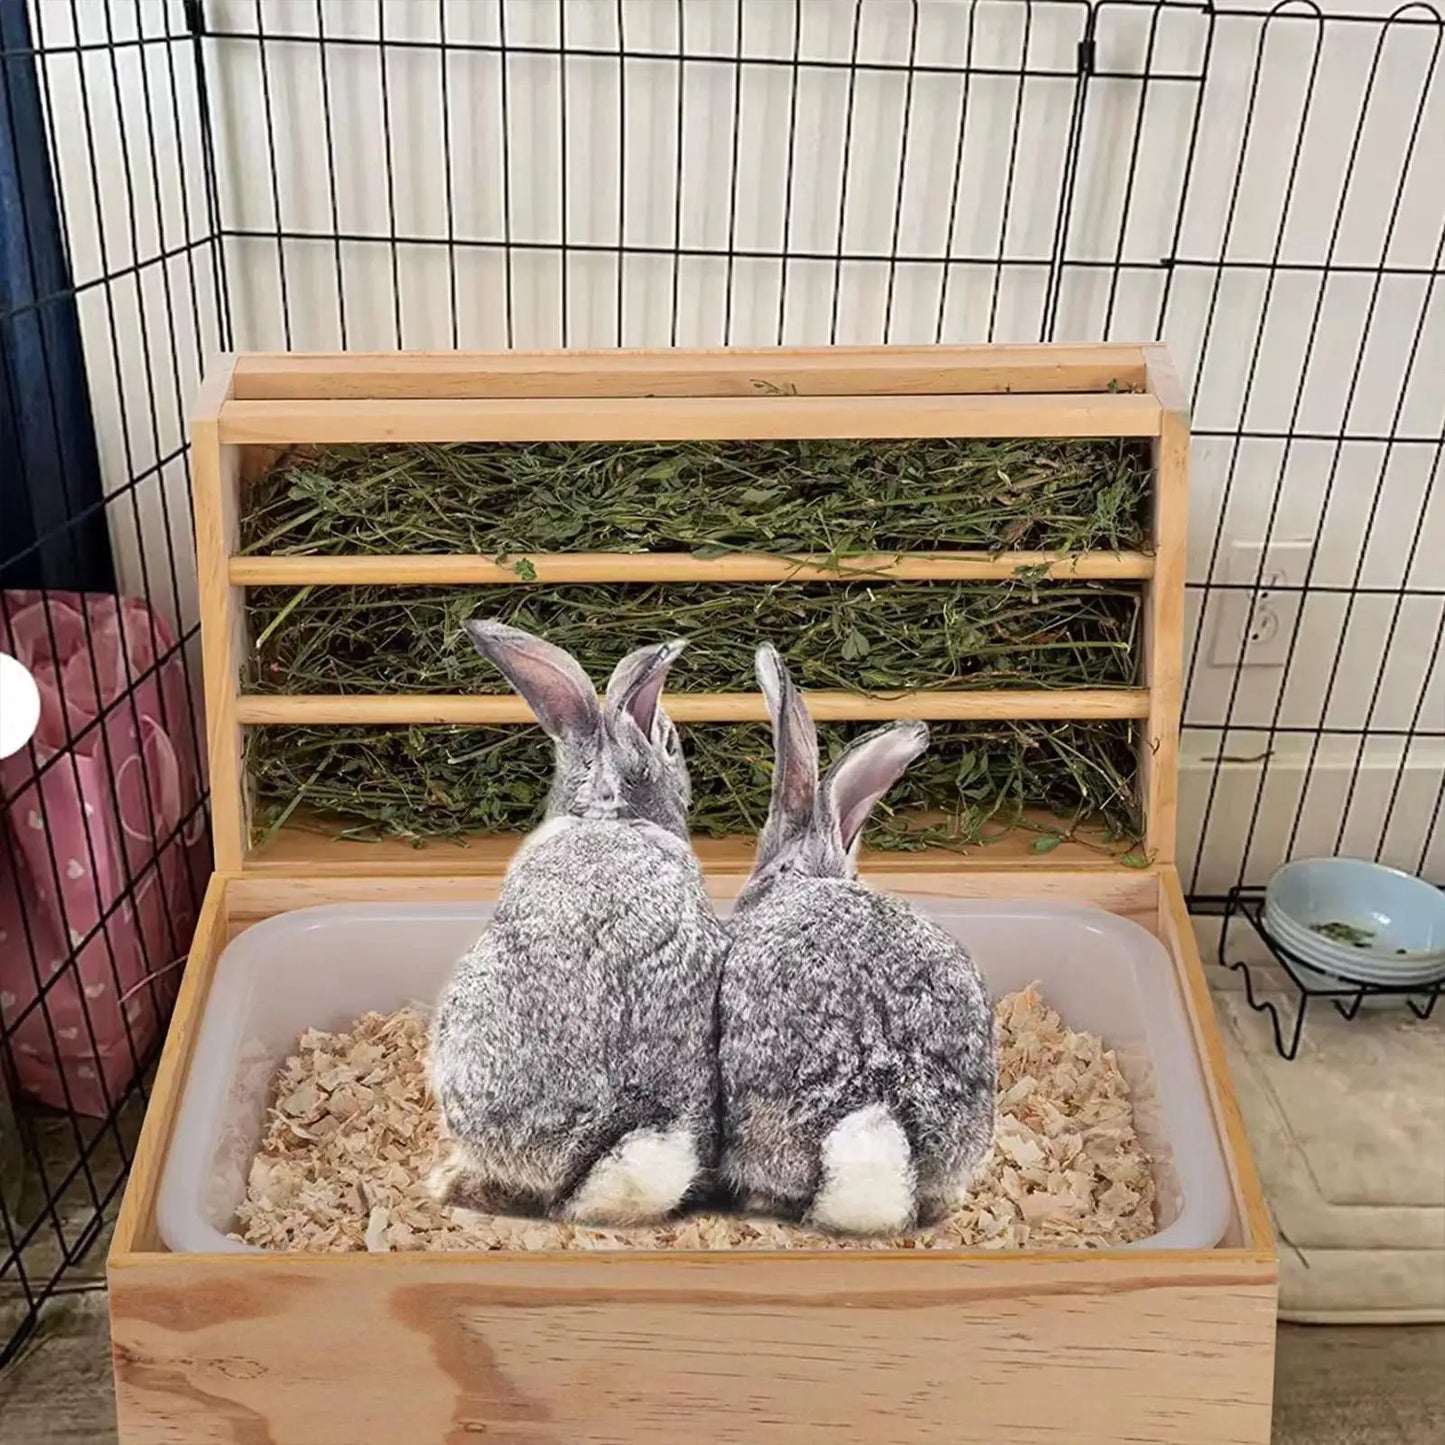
[110,867,1275,1445]
[230,343,1152,399]
[191,342,1183,873]
[109,345,1274,1444]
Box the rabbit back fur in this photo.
[429,621,725,1226]
[720,874,994,1233]
[433,817,726,1222]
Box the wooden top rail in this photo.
[235,689,1151,725]
[215,391,1163,446]
[229,550,1156,586]
[230,343,1151,402]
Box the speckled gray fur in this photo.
[721,877,995,1222]
[719,644,997,1229]
[430,621,728,1220]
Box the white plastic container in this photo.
[157,899,1233,1254]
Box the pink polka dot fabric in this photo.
[1,591,207,1116]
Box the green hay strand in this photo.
[242,436,1150,847]
[241,438,1153,557]
[246,580,1143,695]
[246,721,1143,850]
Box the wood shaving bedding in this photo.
[233,985,1155,1252]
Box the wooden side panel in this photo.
[109,1251,1275,1445]
[216,390,1163,444]
[1158,866,1276,1254]
[190,356,248,871]
[1142,345,1189,862]
[110,876,230,1257]
[231,343,1150,400]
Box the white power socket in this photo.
[1209,539,1314,668]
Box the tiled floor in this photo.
[1271,1324,1445,1445]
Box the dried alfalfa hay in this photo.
[232,985,1155,1253]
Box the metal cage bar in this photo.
[1,0,1441,1366]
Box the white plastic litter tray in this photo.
[156,899,1233,1254]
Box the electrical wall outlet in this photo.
[1208,539,1314,668]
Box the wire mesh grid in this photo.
[1,0,219,1365]
[1,0,1442,1364]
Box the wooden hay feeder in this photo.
[109,344,1277,1444]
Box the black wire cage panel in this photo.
[1,0,1442,1367]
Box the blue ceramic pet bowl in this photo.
[1264,857,1445,970]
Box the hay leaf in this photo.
[246,580,1142,696]
[241,437,1151,846]
[246,720,1142,849]
[240,438,1153,558]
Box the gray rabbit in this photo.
[429,621,727,1225]
[719,644,996,1234]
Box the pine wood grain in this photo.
[231,342,1150,401]
[229,548,1157,585]
[190,357,247,871]
[216,390,1163,445]
[234,687,1152,726]
[219,865,1162,934]
[16,1298,1435,1445]
[108,1248,1275,1445]
[241,816,1142,876]
[110,877,229,1258]
[1141,344,1189,862]
[1159,871,1276,1254]
[107,856,1276,1445]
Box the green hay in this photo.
[241,438,1153,557]
[246,580,1142,695]
[246,720,1143,851]
[242,436,1150,847]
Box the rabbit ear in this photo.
[605,638,687,739]
[755,642,819,859]
[820,720,929,854]
[464,619,599,741]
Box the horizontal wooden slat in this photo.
[229,549,1156,585]
[223,867,1163,920]
[232,343,1150,401]
[109,1248,1274,1444]
[243,816,1146,876]
[235,689,1151,725]
[216,391,1162,445]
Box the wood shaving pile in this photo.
[233,985,1155,1253]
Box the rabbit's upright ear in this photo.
[820,720,929,855]
[605,638,687,740]
[464,620,599,742]
[755,642,819,864]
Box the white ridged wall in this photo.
[30,0,1445,889]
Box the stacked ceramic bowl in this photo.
[1263,857,1445,1003]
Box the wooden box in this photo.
[108,345,1277,1444]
